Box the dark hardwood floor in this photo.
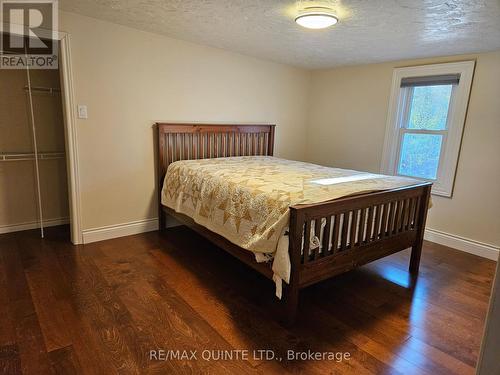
[0,225,495,374]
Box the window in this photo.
[381,61,475,197]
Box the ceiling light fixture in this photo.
[295,6,338,29]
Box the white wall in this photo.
[306,51,500,249]
[59,11,311,231]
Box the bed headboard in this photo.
[156,122,275,193]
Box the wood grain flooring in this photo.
[0,225,495,374]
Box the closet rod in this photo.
[26,63,45,238]
[0,152,65,162]
[23,85,61,94]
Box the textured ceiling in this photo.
[59,0,500,69]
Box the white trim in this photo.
[381,61,475,197]
[59,34,83,244]
[425,228,499,261]
[0,217,69,234]
[82,218,159,244]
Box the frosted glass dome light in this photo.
[295,7,338,29]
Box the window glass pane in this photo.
[398,133,443,179]
[407,85,452,130]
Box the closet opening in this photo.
[1,33,72,241]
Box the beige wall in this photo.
[307,51,500,247]
[59,11,499,247]
[59,11,311,230]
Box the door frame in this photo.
[2,24,83,244]
[59,32,83,244]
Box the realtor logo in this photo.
[0,0,58,69]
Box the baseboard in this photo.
[82,218,159,244]
[425,228,499,261]
[79,218,499,261]
[0,217,69,234]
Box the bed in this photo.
[157,123,432,325]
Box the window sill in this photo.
[431,187,453,198]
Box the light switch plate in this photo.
[77,105,88,119]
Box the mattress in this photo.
[161,156,422,297]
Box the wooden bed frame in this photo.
[157,123,432,325]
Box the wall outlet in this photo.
[77,105,88,119]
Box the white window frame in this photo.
[381,61,475,197]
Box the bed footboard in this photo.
[282,183,432,325]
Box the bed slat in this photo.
[303,220,311,264]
